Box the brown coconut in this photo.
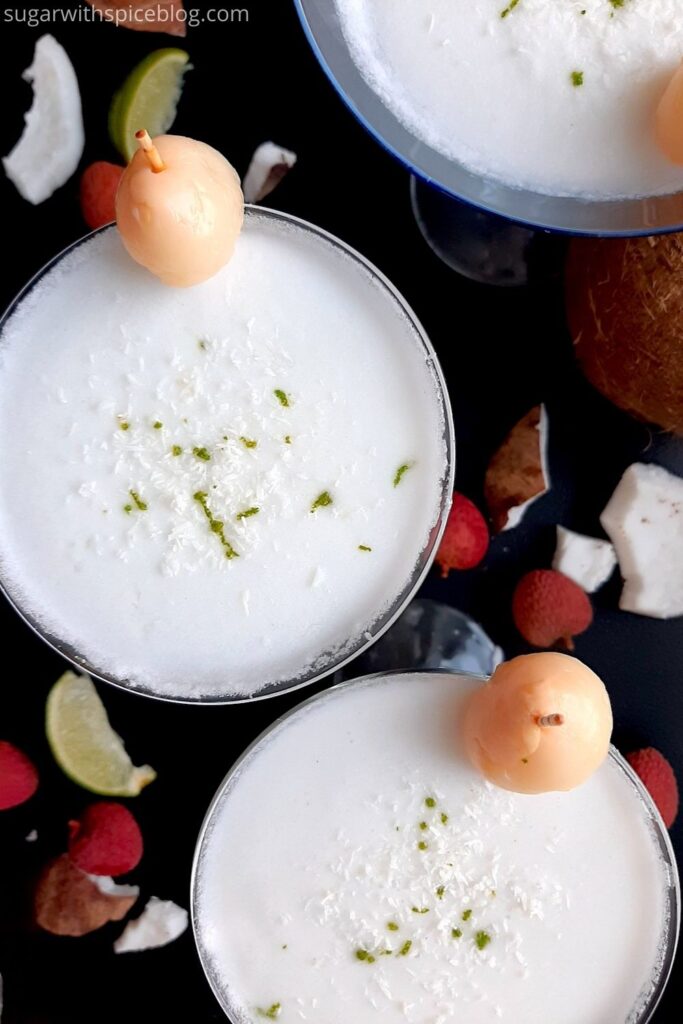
[566,234,683,435]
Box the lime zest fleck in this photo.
[193,446,211,462]
[198,339,207,350]
[240,436,258,449]
[411,906,429,914]
[358,544,372,552]
[256,1004,281,1020]
[387,921,399,932]
[171,445,183,457]
[425,796,436,808]
[355,949,375,963]
[440,812,449,825]
[419,821,428,831]
[500,0,520,16]
[397,940,412,956]
[284,435,292,445]
[393,462,413,487]
[123,504,133,514]
[274,389,290,407]
[461,909,472,922]
[119,421,130,431]
[571,70,584,87]
[417,840,428,851]
[193,491,239,559]
[153,421,163,430]
[475,930,492,950]
[311,491,333,512]
[236,506,260,520]
[451,928,462,939]
[436,885,445,900]
[129,489,147,511]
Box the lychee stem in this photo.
[536,713,564,727]
[135,129,165,173]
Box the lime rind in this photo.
[46,671,156,797]
[109,47,191,162]
[108,86,124,155]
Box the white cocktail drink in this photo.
[194,673,676,1023]
[0,212,449,699]
[336,0,683,199]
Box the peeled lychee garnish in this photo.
[512,569,593,649]
[35,854,138,936]
[68,802,143,876]
[627,748,679,829]
[0,741,39,810]
[436,493,489,576]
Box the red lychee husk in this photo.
[0,740,39,810]
[627,748,679,829]
[80,161,124,231]
[436,493,489,576]
[68,802,143,876]
[512,569,593,648]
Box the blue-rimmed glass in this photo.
[293,0,683,238]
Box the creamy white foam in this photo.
[196,674,672,1023]
[336,0,683,199]
[0,216,447,697]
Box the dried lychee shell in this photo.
[567,234,683,435]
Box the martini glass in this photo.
[0,210,454,705]
[293,0,683,285]
[191,670,680,1022]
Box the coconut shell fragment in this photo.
[484,405,549,533]
[34,854,138,936]
[567,234,683,435]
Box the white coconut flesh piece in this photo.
[3,34,84,205]
[113,896,188,953]
[242,141,297,203]
[552,526,617,593]
[600,462,683,619]
[88,874,140,900]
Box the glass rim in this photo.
[0,207,455,705]
[190,668,680,1023]
[292,0,683,237]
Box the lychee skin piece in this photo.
[512,569,593,648]
[68,802,143,876]
[80,161,124,231]
[627,748,679,829]
[436,493,489,576]
[0,740,39,810]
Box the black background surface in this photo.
[0,2,681,1021]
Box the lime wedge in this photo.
[46,671,156,797]
[108,86,124,156]
[109,48,190,162]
